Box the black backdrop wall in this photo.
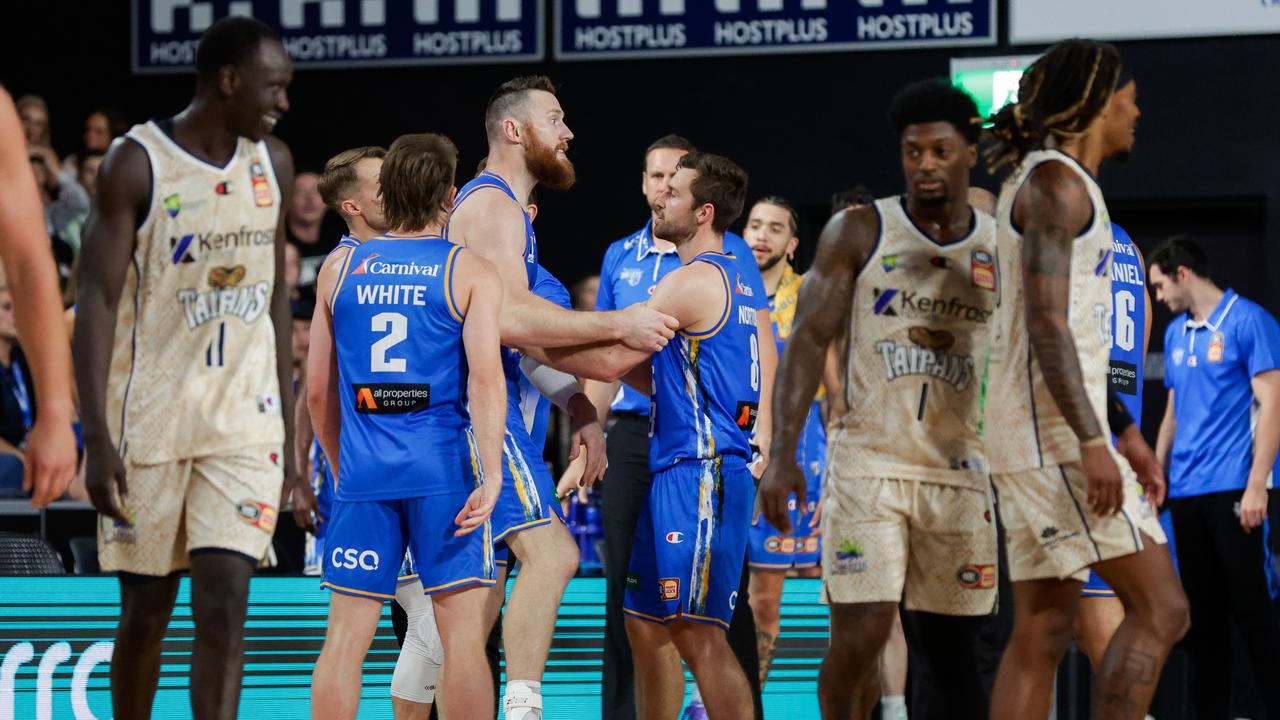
[7,2,1279,327]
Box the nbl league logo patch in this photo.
[971,249,996,291]
[249,158,273,208]
[352,384,431,414]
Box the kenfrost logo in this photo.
[331,547,381,570]
[0,641,114,718]
[872,287,992,323]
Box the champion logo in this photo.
[665,531,684,544]
[215,181,232,195]
[873,288,899,316]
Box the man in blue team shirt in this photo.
[308,133,507,719]
[548,151,761,719]
[1148,236,1280,718]
[586,134,776,720]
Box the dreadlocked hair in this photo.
[984,39,1122,173]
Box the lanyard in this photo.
[11,360,32,432]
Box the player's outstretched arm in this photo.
[454,252,507,535]
[451,195,677,351]
[73,136,150,522]
[760,208,873,533]
[307,250,348,485]
[1017,162,1120,515]
[753,309,779,469]
[0,89,76,506]
[265,137,302,507]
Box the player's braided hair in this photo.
[984,39,1122,173]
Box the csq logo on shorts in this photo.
[659,578,680,601]
[331,548,381,571]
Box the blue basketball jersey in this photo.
[649,252,761,472]
[448,171,538,419]
[1109,223,1145,429]
[331,235,474,501]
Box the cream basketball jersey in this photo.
[105,120,283,464]
[986,149,1118,473]
[827,196,998,487]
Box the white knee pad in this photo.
[391,581,444,703]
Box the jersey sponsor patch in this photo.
[164,193,182,218]
[237,500,278,533]
[956,564,995,589]
[971,249,996,291]
[1208,332,1225,363]
[352,383,431,414]
[733,401,758,430]
[1110,360,1139,395]
[659,577,680,600]
[830,538,867,574]
[250,158,273,208]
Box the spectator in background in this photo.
[284,240,301,300]
[29,149,87,282]
[1149,236,1280,719]
[0,286,35,497]
[286,171,342,287]
[63,108,127,187]
[77,150,104,200]
[16,95,50,148]
[570,273,598,311]
[829,184,874,216]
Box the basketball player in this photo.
[741,196,829,690]
[73,18,297,719]
[309,133,504,720]
[294,145,387,570]
[444,75,676,719]
[546,151,759,720]
[587,133,774,720]
[1074,220,1161,670]
[759,79,1000,719]
[981,40,1187,718]
[0,87,77,505]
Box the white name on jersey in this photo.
[178,283,270,328]
[356,284,428,306]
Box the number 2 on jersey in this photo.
[371,312,408,372]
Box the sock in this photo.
[504,680,543,720]
[880,695,907,720]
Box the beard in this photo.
[653,214,695,244]
[758,251,787,273]
[523,129,576,191]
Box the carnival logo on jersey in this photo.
[177,265,270,329]
[871,287,992,323]
[734,274,754,297]
[621,268,643,287]
[351,253,442,277]
[875,326,975,391]
[352,383,432,414]
[831,539,867,574]
[249,158,273,208]
[164,193,182,218]
[971,248,996,291]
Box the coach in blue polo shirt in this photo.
[1149,236,1280,719]
[587,134,775,720]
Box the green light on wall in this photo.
[951,55,1040,123]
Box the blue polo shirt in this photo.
[1164,288,1280,498]
[595,220,767,415]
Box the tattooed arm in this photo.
[758,207,877,532]
[1015,161,1123,515]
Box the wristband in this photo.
[1080,436,1107,449]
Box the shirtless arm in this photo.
[753,308,778,468]
[72,137,150,522]
[450,194,676,351]
[307,249,348,478]
[0,90,76,505]
[759,208,876,533]
[1016,162,1121,515]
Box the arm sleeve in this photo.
[1243,304,1280,378]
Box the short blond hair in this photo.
[318,146,386,212]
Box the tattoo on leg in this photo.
[1098,648,1158,717]
[756,630,776,687]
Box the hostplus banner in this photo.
[556,0,996,61]
[133,0,544,73]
